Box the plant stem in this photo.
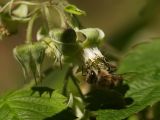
[70,70,85,101]
[26,13,38,43]
[62,66,85,100]
[62,67,71,96]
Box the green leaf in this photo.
[97,40,160,120]
[0,89,67,120]
[64,4,86,15]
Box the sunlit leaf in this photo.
[0,89,67,120]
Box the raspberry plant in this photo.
[1,0,160,120]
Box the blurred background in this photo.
[0,0,160,95]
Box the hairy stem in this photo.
[26,13,38,43]
[62,67,71,96]
[70,70,85,101]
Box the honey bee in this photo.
[96,69,123,88]
[85,58,123,89]
[85,69,97,84]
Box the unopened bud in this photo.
[13,41,46,83]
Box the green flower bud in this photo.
[61,28,77,43]
[60,28,83,64]
[41,37,61,64]
[31,42,47,77]
[13,43,33,79]
[13,41,46,83]
[49,28,64,41]
[79,28,105,48]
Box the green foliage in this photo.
[0,89,67,120]
[97,40,160,120]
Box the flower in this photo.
[83,47,103,63]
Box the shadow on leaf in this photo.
[44,108,77,120]
[31,86,55,97]
[85,84,133,111]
